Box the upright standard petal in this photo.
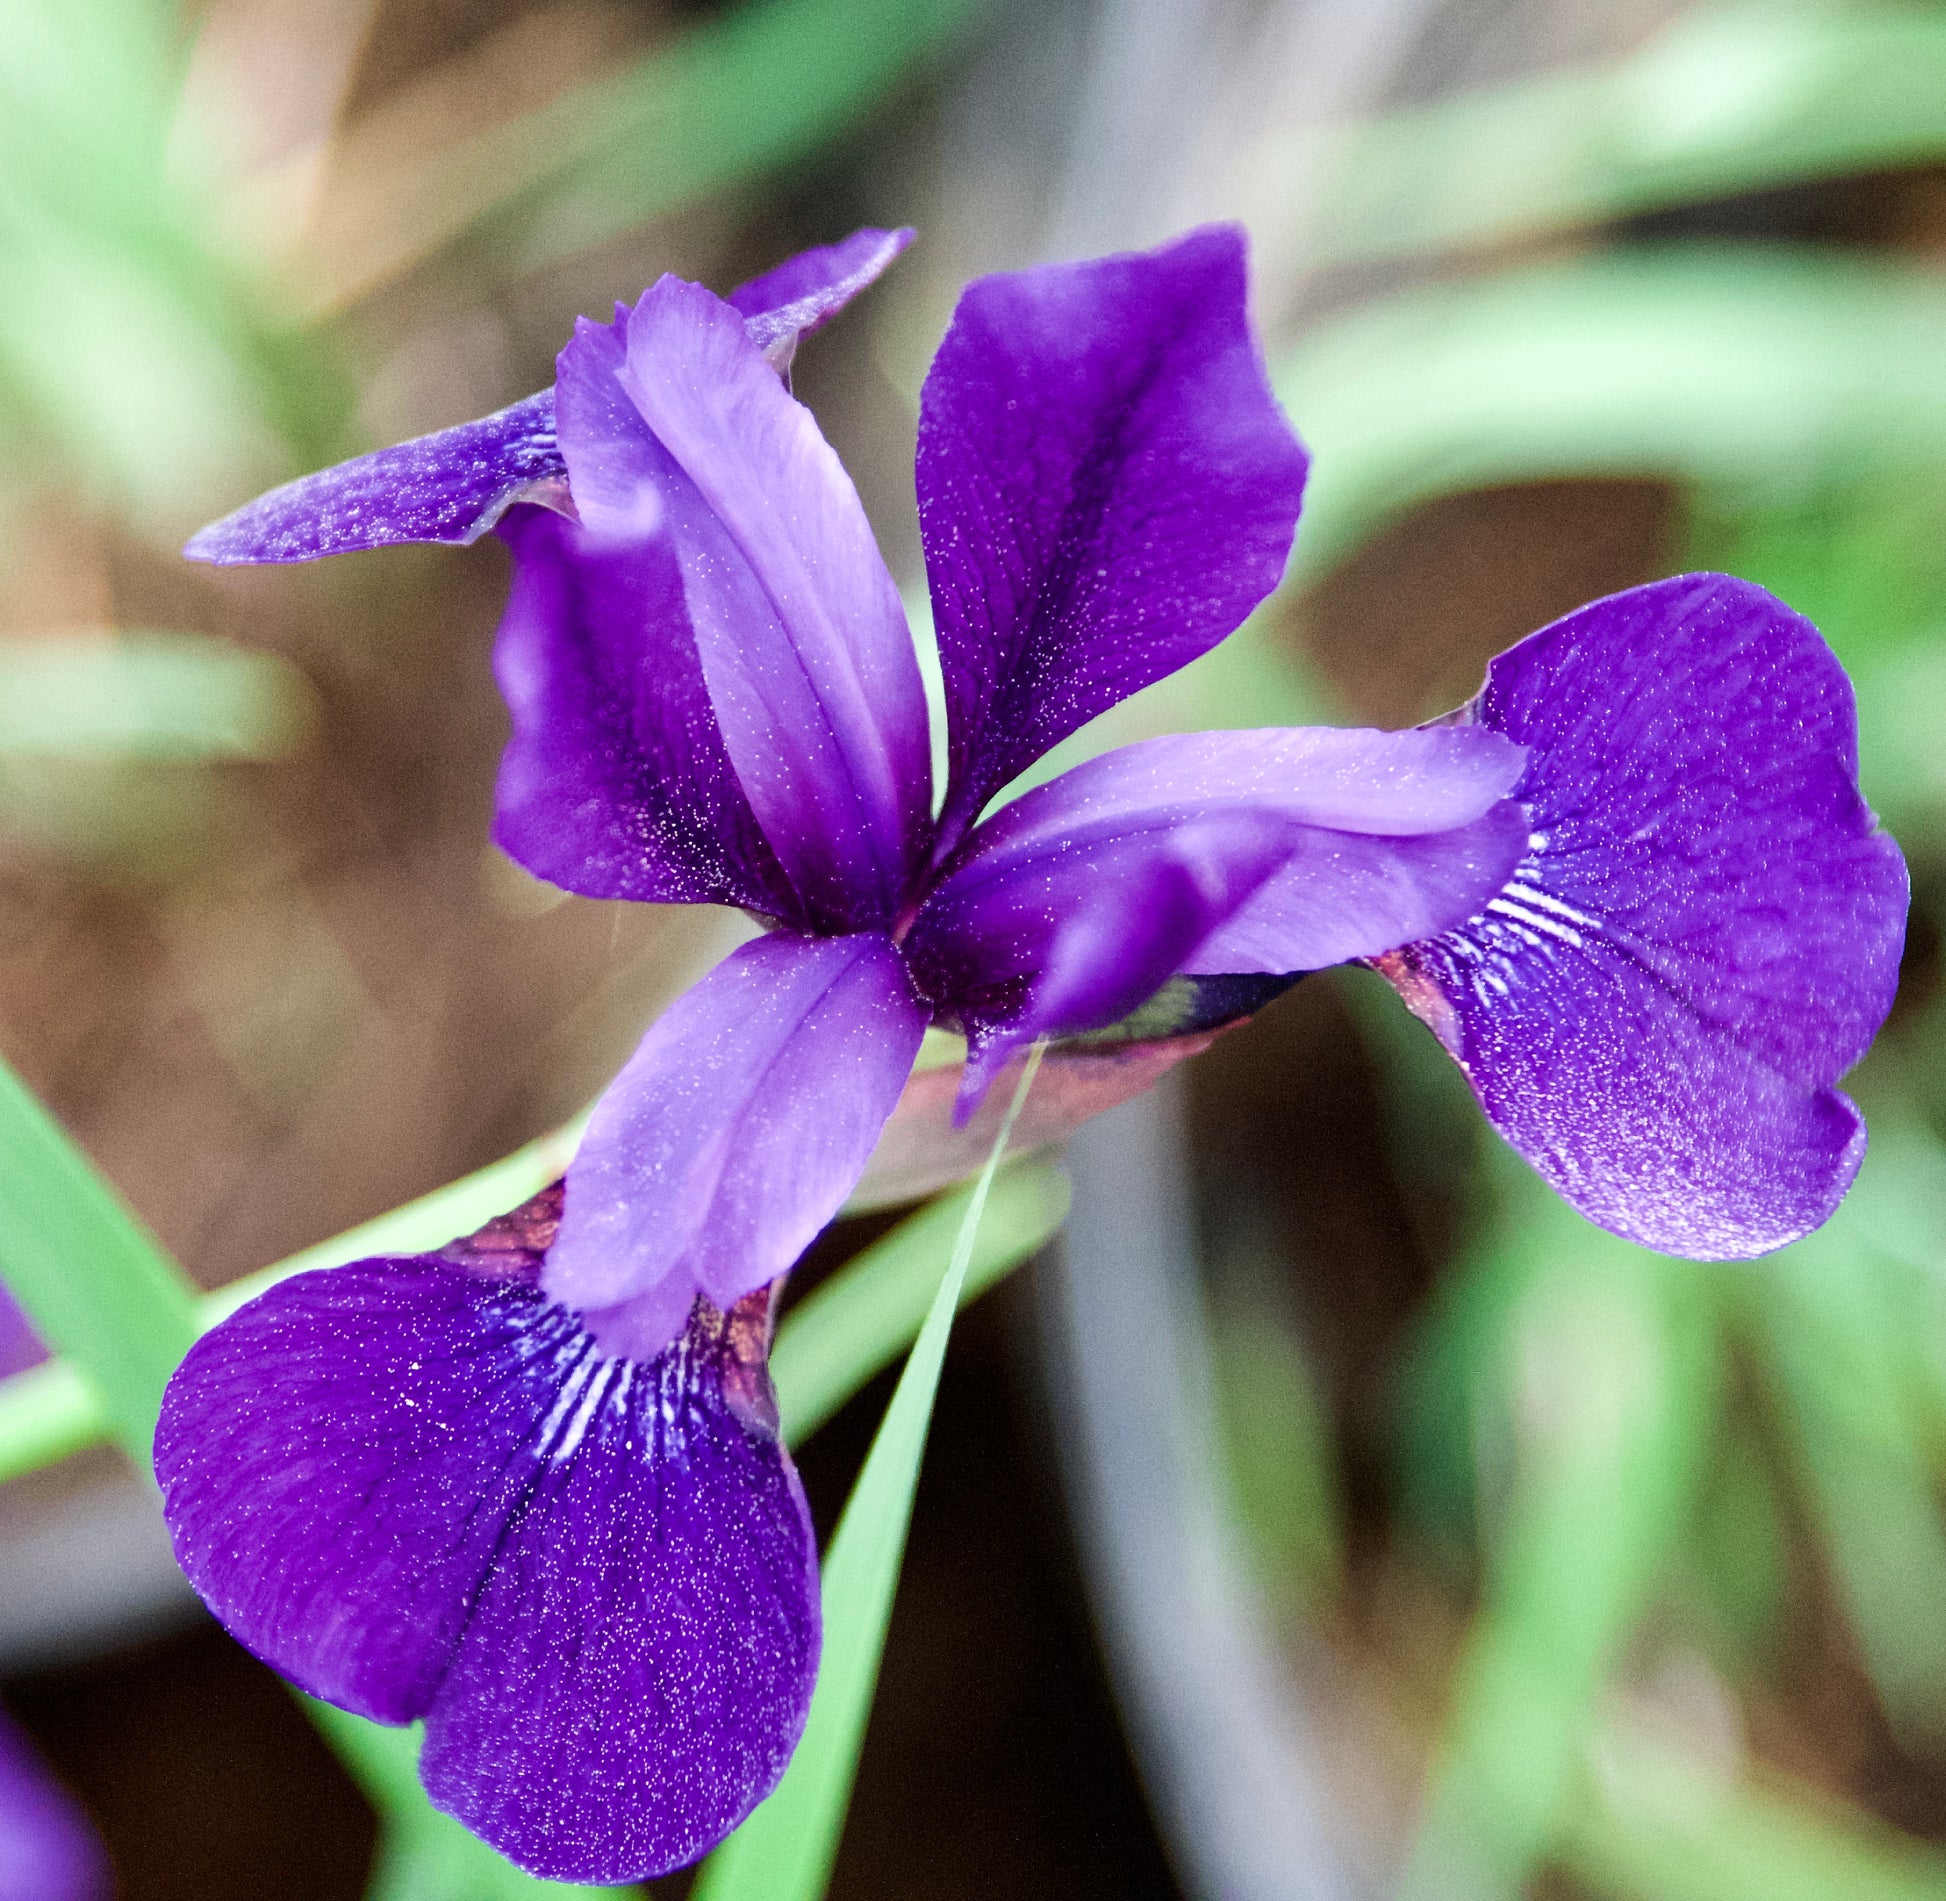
[0,1713,106,1901]
[154,1192,817,1885]
[492,505,796,915]
[917,225,1311,848]
[1374,574,1910,1259]
[904,727,1528,1101]
[545,932,928,1355]
[730,226,915,371]
[609,279,933,926]
[186,391,569,564]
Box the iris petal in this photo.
[545,931,928,1354]
[183,228,909,567]
[184,390,567,566]
[917,225,1310,848]
[491,502,795,915]
[904,726,1527,1106]
[0,1712,106,1901]
[1375,573,1910,1259]
[612,277,932,927]
[154,1200,817,1885]
[730,226,915,370]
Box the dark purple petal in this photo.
[730,227,915,370]
[492,504,795,915]
[546,932,928,1354]
[941,818,1301,1106]
[185,391,568,565]
[155,1207,816,1885]
[904,727,1528,1101]
[597,277,931,927]
[917,225,1310,849]
[1376,573,1910,1259]
[549,304,904,927]
[0,1712,106,1901]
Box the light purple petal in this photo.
[184,231,907,567]
[185,391,568,565]
[917,225,1311,849]
[730,226,915,370]
[491,504,795,914]
[1376,573,1910,1259]
[0,1712,106,1901]
[904,727,1528,1099]
[598,278,931,927]
[545,932,928,1353]
[154,1201,817,1884]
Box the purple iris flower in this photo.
[0,1711,107,1901]
[155,224,1906,1883]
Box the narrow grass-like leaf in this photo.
[773,1156,1068,1444]
[0,1360,98,1485]
[694,1043,1049,1901]
[0,1053,200,1453]
[0,1109,592,1481]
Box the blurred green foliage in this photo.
[1210,7,1946,1898]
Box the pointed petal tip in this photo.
[729,224,917,348]
[178,391,566,568]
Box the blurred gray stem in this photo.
[1045,1080,1357,1901]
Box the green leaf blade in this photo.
[0,1054,200,1460]
[696,1046,1050,1901]
[773,1156,1068,1446]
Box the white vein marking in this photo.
[1487,895,1586,950]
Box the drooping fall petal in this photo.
[1375,573,1909,1258]
[154,1200,817,1886]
